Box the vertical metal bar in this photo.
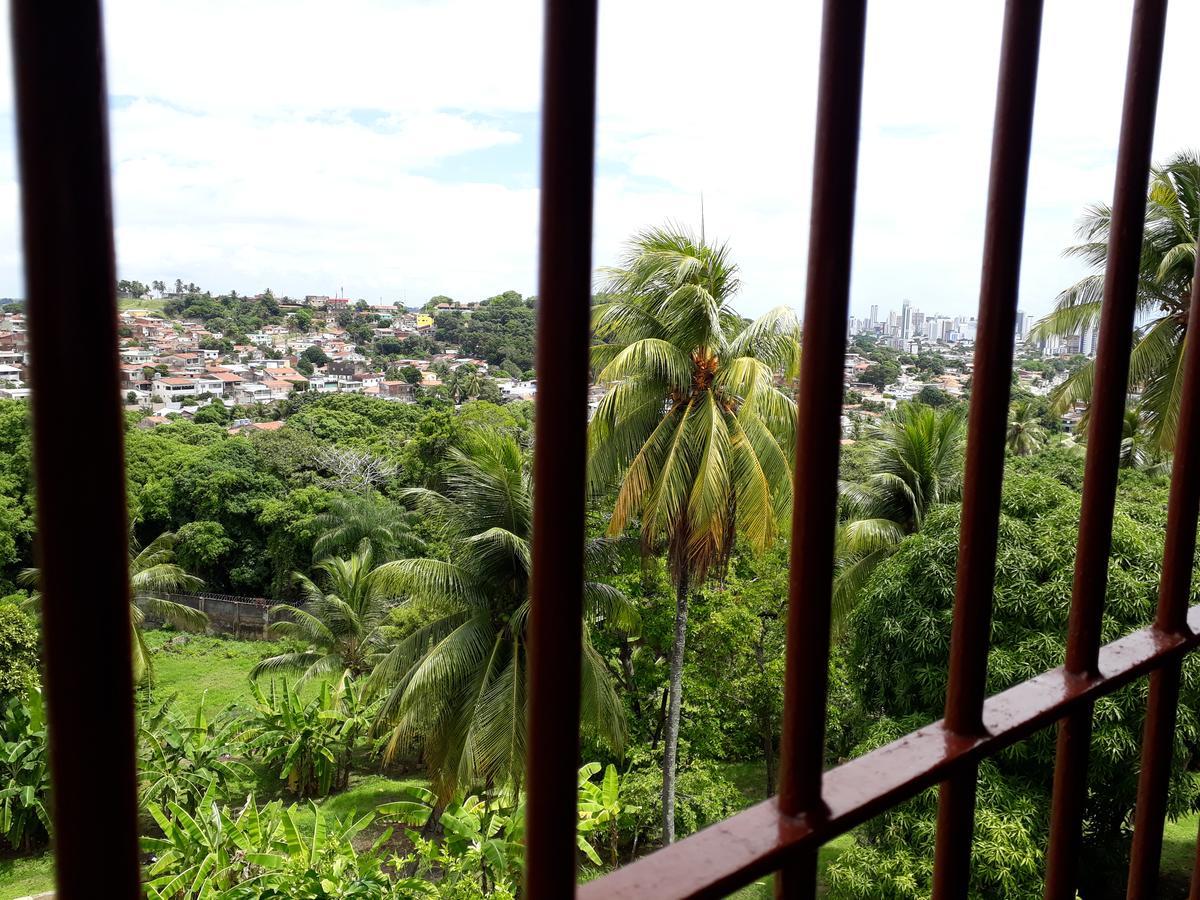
[523,0,597,895]
[1043,2,1169,896]
[931,3,1045,897]
[776,0,868,895]
[9,1,141,896]
[1125,246,1200,899]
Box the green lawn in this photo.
[0,855,54,899]
[140,630,277,715]
[117,297,166,314]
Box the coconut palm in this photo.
[251,543,395,683]
[1031,150,1199,450]
[1006,399,1046,456]
[21,531,206,682]
[833,404,964,622]
[1118,402,1171,473]
[312,492,425,562]
[447,364,483,403]
[587,224,799,843]
[367,430,636,800]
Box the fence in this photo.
[152,592,279,640]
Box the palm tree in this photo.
[1006,399,1046,456]
[312,493,425,562]
[1118,402,1170,473]
[21,531,206,682]
[367,430,636,800]
[587,225,799,844]
[251,543,393,683]
[1031,151,1199,450]
[448,364,483,403]
[833,404,964,621]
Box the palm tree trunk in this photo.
[662,572,689,846]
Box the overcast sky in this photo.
[0,0,1194,319]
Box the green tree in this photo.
[914,385,949,407]
[0,604,37,704]
[399,365,422,385]
[1006,398,1046,456]
[291,308,314,332]
[834,404,964,621]
[1032,151,1199,450]
[252,544,395,682]
[587,225,799,843]
[368,430,636,799]
[829,466,1199,898]
[861,360,899,390]
[312,492,424,562]
[302,346,330,367]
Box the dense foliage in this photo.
[828,459,1200,897]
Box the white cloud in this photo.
[0,0,1194,319]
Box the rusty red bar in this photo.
[1042,1,1169,897]
[776,1,868,895]
[522,0,598,895]
[931,2,1045,896]
[9,0,141,895]
[582,605,1200,900]
[1124,248,1200,898]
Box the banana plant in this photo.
[142,788,391,899]
[239,674,373,798]
[576,762,637,866]
[0,684,50,852]
[138,695,251,814]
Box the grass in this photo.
[117,297,166,314]
[0,855,54,899]
[140,630,277,715]
[1157,810,1199,898]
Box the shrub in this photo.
[618,753,744,855]
[0,603,37,705]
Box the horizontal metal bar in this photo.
[581,604,1200,900]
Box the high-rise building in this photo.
[900,300,912,340]
[1014,309,1027,341]
[868,304,878,328]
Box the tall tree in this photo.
[1032,151,1199,450]
[587,225,799,843]
[368,430,636,799]
[1006,398,1046,456]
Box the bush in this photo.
[0,603,38,705]
[618,753,744,854]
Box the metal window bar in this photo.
[11,1,142,897]
[11,0,1200,899]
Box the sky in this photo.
[0,0,1194,320]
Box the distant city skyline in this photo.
[0,0,1194,318]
